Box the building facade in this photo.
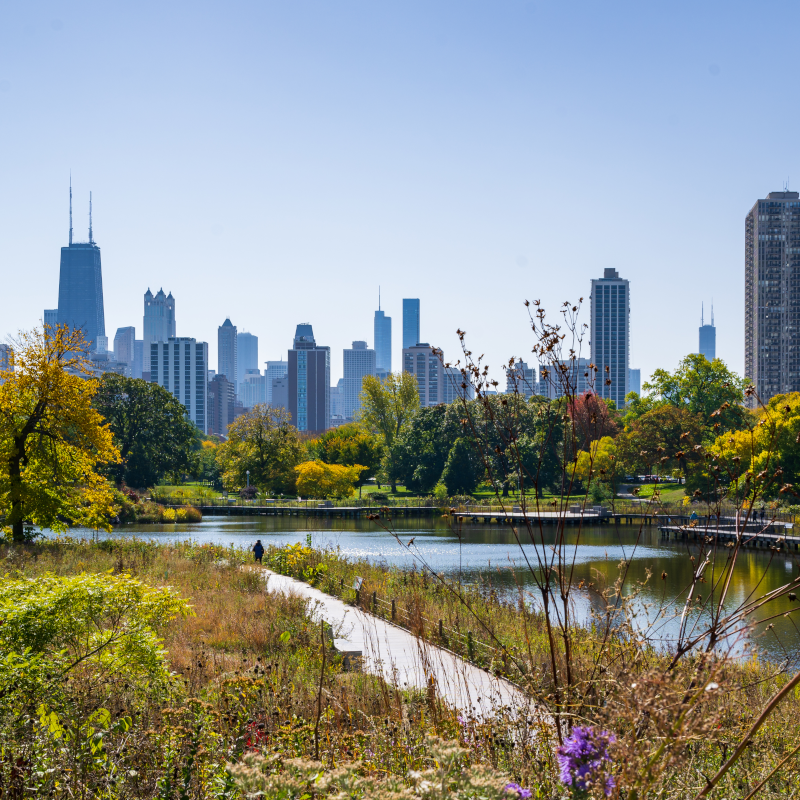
[745,191,800,402]
[443,366,475,404]
[207,373,236,436]
[149,337,208,433]
[698,303,716,362]
[343,341,376,419]
[402,343,443,407]
[238,332,258,393]
[402,299,420,349]
[0,343,11,383]
[143,289,176,344]
[114,327,136,374]
[271,376,289,413]
[628,368,641,396]
[240,368,266,409]
[44,309,58,332]
[590,268,630,408]
[57,227,105,352]
[374,305,392,373]
[218,318,238,390]
[288,324,330,432]
[540,358,592,399]
[265,360,288,405]
[505,360,539,399]
[133,339,144,379]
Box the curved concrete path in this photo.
[262,568,540,727]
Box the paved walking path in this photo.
[262,568,540,726]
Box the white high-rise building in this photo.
[505,360,538,399]
[590,268,630,408]
[265,360,288,405]
[628,368,641,397]
[149,337,208,433]
[241,368,267,409]
[402,343,444,407]
[443,366,475,404]
[540,357,592,400]
[343,341,376,419]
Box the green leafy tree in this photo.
[643,354,750,438]
[358,372,420,490]
[216,404,303,494]
[616,404,705,482]
[316,423,384,495]
[0,571,188,714]
[0,326,120,541]
[94,373,197,488]
[392,405,461,494]
[441,437,483,495]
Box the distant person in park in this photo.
[252,540,264,564]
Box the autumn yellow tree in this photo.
[295,460,366,498]
[0,326,120,541]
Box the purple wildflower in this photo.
[556,726,616,797]
[504,783,532,799]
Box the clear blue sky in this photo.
[1,1,798,386]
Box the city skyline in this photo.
[8,4,800,388]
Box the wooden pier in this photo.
[659,520,798,550]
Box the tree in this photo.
[392,404,461,494]
[643,354,750,438]
[615,404,705,481]
[316,423,384,494]
[0,326,120,542]
[216,404,303,494]
[441,437,483,495]
[709,392,800,500]
[567,391,621,451]
[358,372,420,490]
[295,460,366,498]
[574,436,619,492]
[93,373,198,488]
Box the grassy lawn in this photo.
[632,482,686,503]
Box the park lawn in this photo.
[632,483,686,503]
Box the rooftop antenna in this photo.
[88,191,93,243]
[69,173,73,245]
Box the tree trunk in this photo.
[9,442,25,542]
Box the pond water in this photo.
[57,515,800,663]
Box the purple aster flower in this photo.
[504,782,532,799]
[556,726,616,797]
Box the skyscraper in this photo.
[265,360,288,405]
[590,268,630,408]
[402,343,443,407]
[288,324,330,432]
[143,289,176,344]
[402,299,420,349]
[505,360,538,399]
[629,368,641,396]
[374,291,392,373]
[343,341,376,420]
[207,374,236,436]
[133,340,144,379]
[114,327,136,375]
[218,319,238,389]
[57,183,105,351]
[237,332,258,393]
[699,303,716,362]
[240,369,266,409]
[43,309,58,331]
[149,337,208,433]
[745,191,800,403]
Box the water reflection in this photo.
[59,515,800,662]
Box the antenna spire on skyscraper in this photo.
[69,173,73,246]
[88,191,93,243]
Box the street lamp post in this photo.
[246,470,250,489]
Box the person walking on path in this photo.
[252,540,265,564]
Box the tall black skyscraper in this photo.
[56,181,106,351]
